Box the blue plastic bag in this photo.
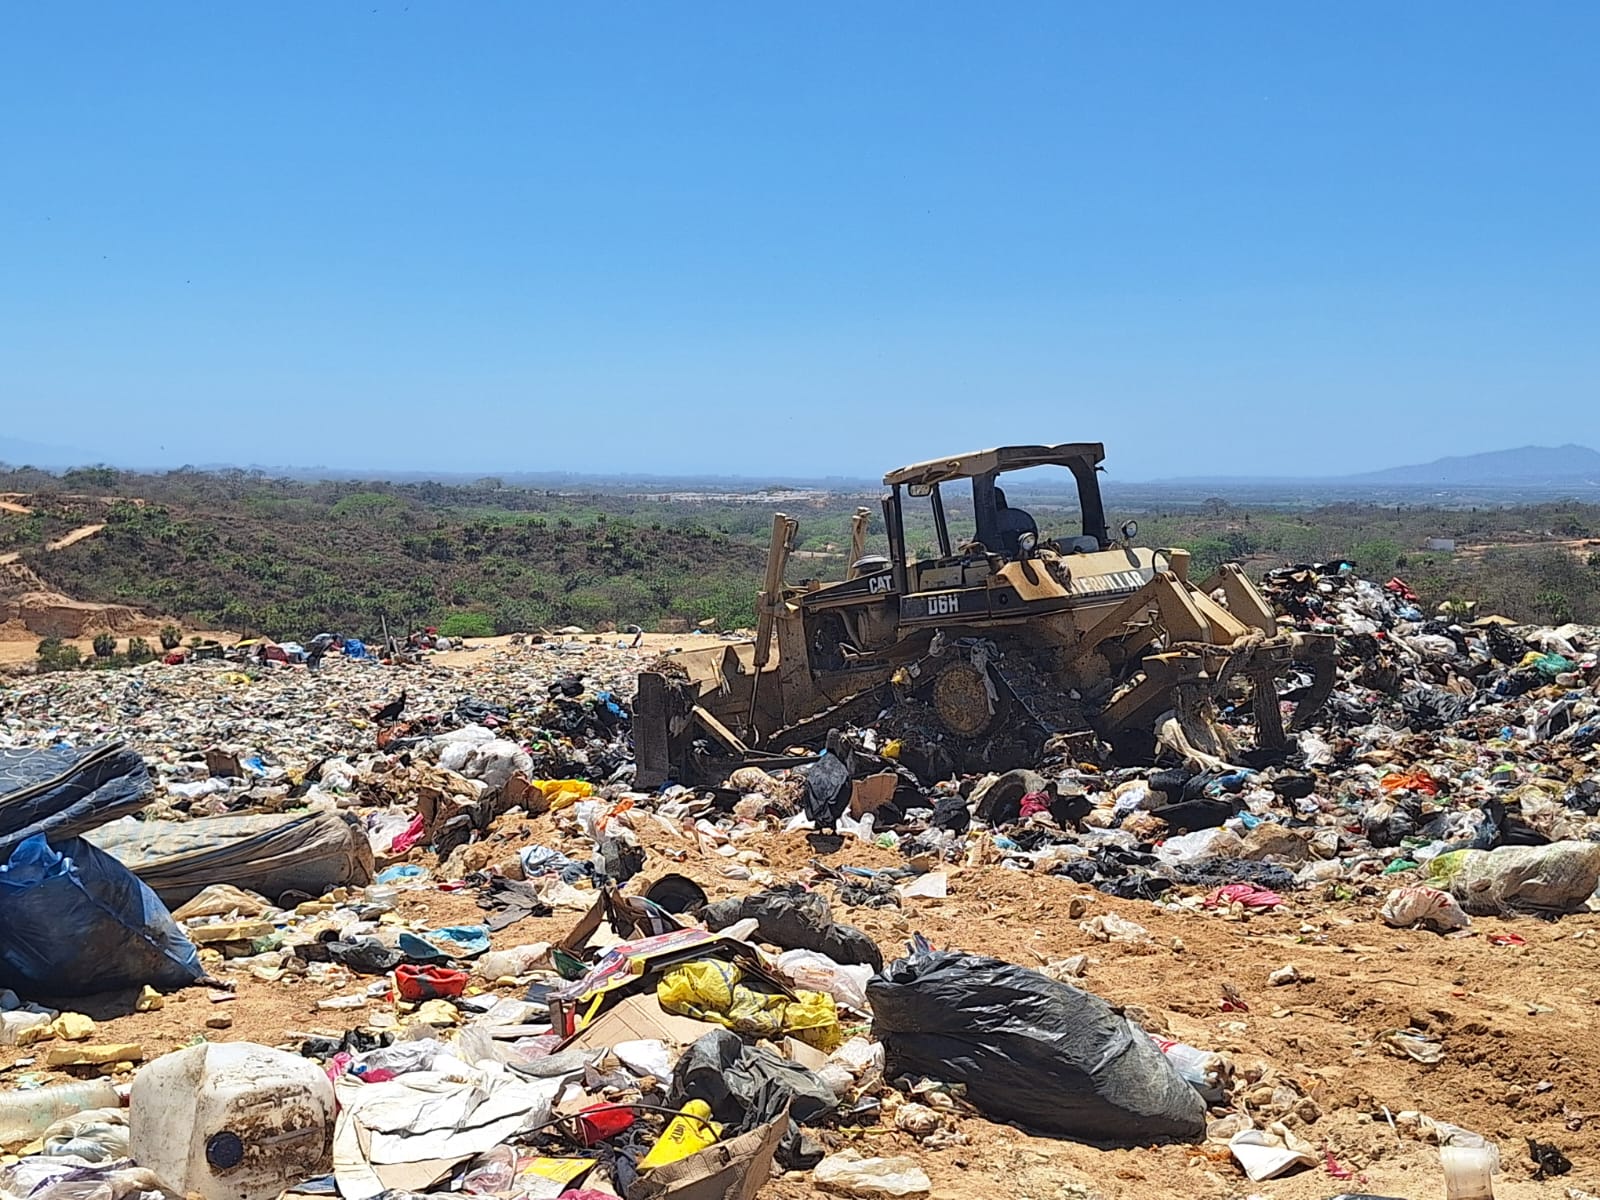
[0,834,203,996]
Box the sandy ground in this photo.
[0,630,240,666]
[1453,536,1600,562]
[43,523,105,551]
[1,521,108,564]
[7,812,1593,1199]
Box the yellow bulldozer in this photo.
[635,443,1335,786]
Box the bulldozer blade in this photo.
[1157,681,1243,772]
[1287,633,1338,731]
[1249,666,1287,748]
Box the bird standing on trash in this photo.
[371,690,407,723]
[804,729,855,836]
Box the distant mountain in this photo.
[1344,443,1600,487]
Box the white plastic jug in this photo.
[130,1043,334,1200]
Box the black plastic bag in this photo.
[0,834,203,996]
[1399,687,1472,731]
[669,1029,836,1169]
[701,885,883,970]
[868,951,1206,1143]
[930,794,971,833]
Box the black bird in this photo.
[372,690,407,723]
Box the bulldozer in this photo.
[634,443,1335,786]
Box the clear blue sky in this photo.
[3,3,1597,480]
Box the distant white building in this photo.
[1424,537,1456,552]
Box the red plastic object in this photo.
[576,1102,635,1146]
[388,812,427,854]
[394,963,468,1001]
[1203,883,1286,909]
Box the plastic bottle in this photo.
[1441,1144,1495,1199]
[638,1100,720,1169]
[0,1080,121,1149]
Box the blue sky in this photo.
[3,3,1597,480]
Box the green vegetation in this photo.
[92,633,117,659]
[436,612,495,639]
[3,469,769,640]
[35,638,82,673]
[4,464,1599,640]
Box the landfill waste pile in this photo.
[0,571,1598,1199]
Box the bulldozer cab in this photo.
[879,442,1113,598]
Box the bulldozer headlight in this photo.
[1121,520,1139,541]
[1017,532,1037,555]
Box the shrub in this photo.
[436,611,495,639]
[92,633,117,659]
[36,638,82,673]
[126,637,155,664]
[159,624,182,651]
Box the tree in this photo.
[1351,538,1403,574]
[92,633,117,659]
[1535,589,1573,624]
[159,624,182,651]
[126,637,155,664]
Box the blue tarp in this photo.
[0,834,203,996]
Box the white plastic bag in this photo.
[40,1108,129,1163]
[813,1150,931,1196]
[776,949,873,1011]
[474,943,551,980]
[1155,827,1244,863]
[1228,1123,1317,1181]
[1380,885,1470,932]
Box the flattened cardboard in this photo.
[566,992,720,1053]
[624,1111,785,1200]
[848,771,899,817]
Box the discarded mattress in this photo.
[87,810,374,907]
[0,744,153,862]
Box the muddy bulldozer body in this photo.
[635,443,1333,786]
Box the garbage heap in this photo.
[0,570,1597,1199]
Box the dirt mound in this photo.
[0,558,158,639]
